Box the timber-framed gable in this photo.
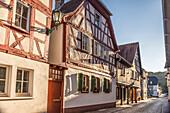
[60,0,119,76]
[0,0,53,62]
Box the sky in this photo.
[53,0,166,72]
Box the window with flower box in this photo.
[78,73,89,93]
[91,76,100,93]
[0,65,9,96]
[16,68,32,96]
[103,78,112,93]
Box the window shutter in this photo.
[97,78,100,90]
[86,76,89,91]
[110,80,112,92]
[103,78,106,92]
[100,78,102,92]
[78,73,83,91]
[91,39,94,54]
[91,76,95,92]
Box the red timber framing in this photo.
[0,0,53,63]
[62,0,118,76]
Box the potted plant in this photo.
[93,87,99,93]
[105,88,110,93]
[82,86,88,93]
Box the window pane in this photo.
[23,82,29,93]
[21,18,27,30]
[17,70,22,80]
[22,6,28,18]
[0,81,5,93]
[16,2,22,15]
[15,15,21,27]
[0,67,6,79]
[24,71,29,81]
[16,82,21,93]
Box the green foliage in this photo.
[148,71,168,93]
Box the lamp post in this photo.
[47,10,64,35]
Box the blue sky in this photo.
[53,0,165,72]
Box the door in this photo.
[133,88,136,100]
[47,66,64,113]
[130,89,132,101]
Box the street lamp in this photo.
[47,10,64,35]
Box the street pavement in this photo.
[85,95,170,113]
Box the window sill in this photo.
[81,91,89,93]
[0,97,33,101]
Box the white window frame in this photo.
[14,0,31,32]
[0,65,9,97]
[94,41,99,56]
[82,34,89,52]
[15,68,32,97]
[95,10,102,27]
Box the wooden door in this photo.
[47,80,62,113]
[133,88,136,100]
[47,66,64,113]
[130,89,132,101]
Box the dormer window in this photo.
[95,10,101,27]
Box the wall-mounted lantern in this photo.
[47,10,64,35]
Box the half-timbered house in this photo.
[116,42,143,105]
[48,0,119,112]
[0,0,52,112]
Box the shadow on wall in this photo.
[65,74,78,96]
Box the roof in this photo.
[60,0,84,13]
[147,76,158,85]
[118,42,139,64]
[59,0,112,15]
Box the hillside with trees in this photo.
[148,71,168,93]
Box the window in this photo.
[95,10,101,27]
[104,48,109,61]
[49,67,63,81]
[78,73,89,93]
[0,66,8,96]
[82,34,89,51]
[121,65,125,76]
[100,45,104,58]
[15,1,31,31]
[131,70,134,79]
[91,76,100,93]
[94,41,99,56]
[16,69,31,96]
[103,78,111,93]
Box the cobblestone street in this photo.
[85,96,170,113]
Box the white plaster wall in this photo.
[64,68,116,108]
[35,9,47,25]
[0,52,49,113]
[48,24,64,66]
[39,0,49,7]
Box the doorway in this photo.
[47,65,64,113]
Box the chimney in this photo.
[55,0,65,9]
